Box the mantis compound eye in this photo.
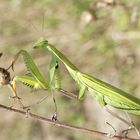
[0,67,11,86]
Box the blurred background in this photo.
[0,0,140,139]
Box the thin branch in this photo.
[0,104,139,140]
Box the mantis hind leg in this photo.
[105,106,140,138]
[88,89,140,137]
[122,125,140,138]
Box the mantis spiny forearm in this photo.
[10,49,77,98]
[12,50,51,89]
[10,49,77,112]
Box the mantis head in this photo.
[34,37,49,49]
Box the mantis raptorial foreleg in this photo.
[9,50,77,120]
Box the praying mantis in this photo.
[32,37,140,115]
[9,37,140,136]
[32,37,140,134]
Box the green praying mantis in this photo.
[32,37,140,115]
[8,37,140,136]
[33,38,140,135]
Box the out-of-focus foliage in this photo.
[0,0,140,140]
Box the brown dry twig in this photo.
[0,103,139,140]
